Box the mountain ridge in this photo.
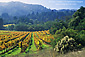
[0,1,51,16]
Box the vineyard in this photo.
[0,30,54,56]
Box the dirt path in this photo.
[9,48,85,57]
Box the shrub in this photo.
[54,36,82,54]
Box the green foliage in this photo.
[50,20,68,34]
[14,23,28,31]
[51,28,85,48]
[75,18,85,30]
[27,24,45,31]
[51,7,85,48]
[75,30,85,46]
[55,28,78,39]
[69,6,85,30]
[4,20,54,31]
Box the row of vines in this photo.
[0,30,54,56]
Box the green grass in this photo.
[29,33,37,52]
[0,46,21,57]
[42,43,50,48]
[25,39,32,53]
[7,47,21,56]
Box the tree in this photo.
[7,25,14,30]
[14,23,28,31]
[50,20,67,34]
[0,18,3,29]
[69,6,85,30]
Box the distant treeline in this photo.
[0,9,75,24]
[0,9,76,31]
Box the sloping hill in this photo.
[0,1,51,16]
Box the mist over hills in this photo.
[0,1,51,16]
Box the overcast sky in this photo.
[0,0,85,10]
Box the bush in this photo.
[52,28,85,48]
[54,36,82,54]
[55,28,78,39]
